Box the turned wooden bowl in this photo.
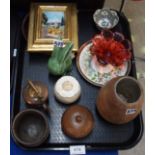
[12,109,49,147]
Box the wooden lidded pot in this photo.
[96,76,144,124]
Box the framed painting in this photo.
[27,3,78,52]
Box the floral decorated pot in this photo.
[93,9,119,30]
[96,76,144,124]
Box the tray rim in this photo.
[10,10,144,151]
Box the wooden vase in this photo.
[96,76,144,124]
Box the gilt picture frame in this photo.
[27,3,78,52]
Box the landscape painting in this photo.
[41,11,65,39]
[28,3,78,52]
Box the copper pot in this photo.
[23,81,50,112]
[96,76,144,124]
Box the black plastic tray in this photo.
[11,10,143,150]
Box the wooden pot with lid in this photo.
[96,76,144,124]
